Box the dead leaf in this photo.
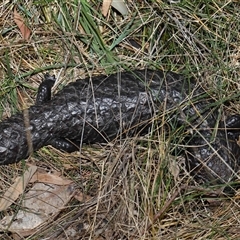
[102,0,112,17]
[0,165,37,211]
[30,170,73,185]
[13,7,31,40]
[111,0,128,16]
[74,190,92,202]
[0,183,74,235]
[102,0,128,17]
[168,155,187,184]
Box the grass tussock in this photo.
[1,0,240,239]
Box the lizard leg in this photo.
[36,74,80,152]
[48,138,80,152]
[36,73,56,104]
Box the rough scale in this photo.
[0,69,240,185]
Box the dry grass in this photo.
[1,0,240,239]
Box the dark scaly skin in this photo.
[0,69,240,185]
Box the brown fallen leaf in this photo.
[0,183,75,235]
[0,165,37,211]
[30,170,73,185]
[102,0,129,17]
[102,0,112,17]
[74,190,92,202]
[13,6,31,40]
